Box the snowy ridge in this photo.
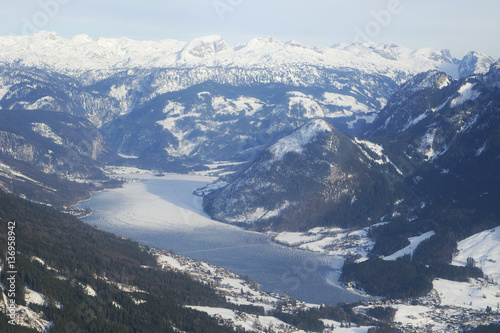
[31,122,64,145]
[267,119,332,163]
[354,138,403,175]
[383,231,436,261]
[450,82,481,108]
[403,71,452,93]
[0,31,460,81]
[458,51,496,78]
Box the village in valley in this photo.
[150,221,500,333]
[151,248,336,332]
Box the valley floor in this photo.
[272,225,500,332]
[153,248,373,333]
[77,166,500,332]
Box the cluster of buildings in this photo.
[150,246,500,333]
[357,287,500,332]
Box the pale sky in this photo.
[1,0,499,59]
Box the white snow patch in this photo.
[0,84,12,99]
[261,201,290,220]
[118,153,139,159]
[267,119,331,163]
[320,319,372,332]
[81,284,97,297]
[224,200,290,224]
[187,306,291,332]
[0,162,56,191]
[157,254,185,271]
[31,256,46,266]
[354,138,403,174]
[418,128,439,161]
[346,113,378,129]
[452,225,500,283]
[321,319,372,332]
[392,304,440,328]
[384,231,435,261]
[433,278,500,311]
[162,101,185,115]
[132,297,146,305]
[0,290,53,332]
[26,96,56,110]
[322,92,371,113]
[402,112,428,132]
[437,75,451,89]
[299,237,338,252]
[24,287,47,306]
[274,226,376,265]
[197,91,211,99]
[354,139,384,156]
[212,96,264,116]
[31,122,64,145]
[288,94,326,118]
[109,84,128,100]
[450,82,481,108]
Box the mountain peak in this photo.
[179,35,231,59]
[459,51,495,78]
[0,32,479,81]
[403,70,452,92]
[31,30,63,43]
[267,119,333,163]
[365,70,454,137]
[204,117,405,229]
[71,34,94,44]
[243,36,284,49]
[287,39,304,47]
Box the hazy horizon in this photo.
[1,1,499,59]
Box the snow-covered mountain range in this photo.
[0,32,498,208]
[0,31,463,80]
[3,32,500,331]
[204,119,406,230]
[1,32,496,171]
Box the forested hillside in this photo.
[0,190,236,332]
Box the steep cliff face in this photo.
[365,65,500,187]
[357,65,500,244]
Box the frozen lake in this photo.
[78,172,363,305]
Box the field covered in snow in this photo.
[453,225,500,283]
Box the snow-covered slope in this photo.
[0,32,491,170]
[383,231,436,261]
[453,225,500,284]
[204,119,409,230]
[0,31,459,82]
[266,119,333,163]
[458,51,496,78]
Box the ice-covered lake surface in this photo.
[78,172,363,306]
